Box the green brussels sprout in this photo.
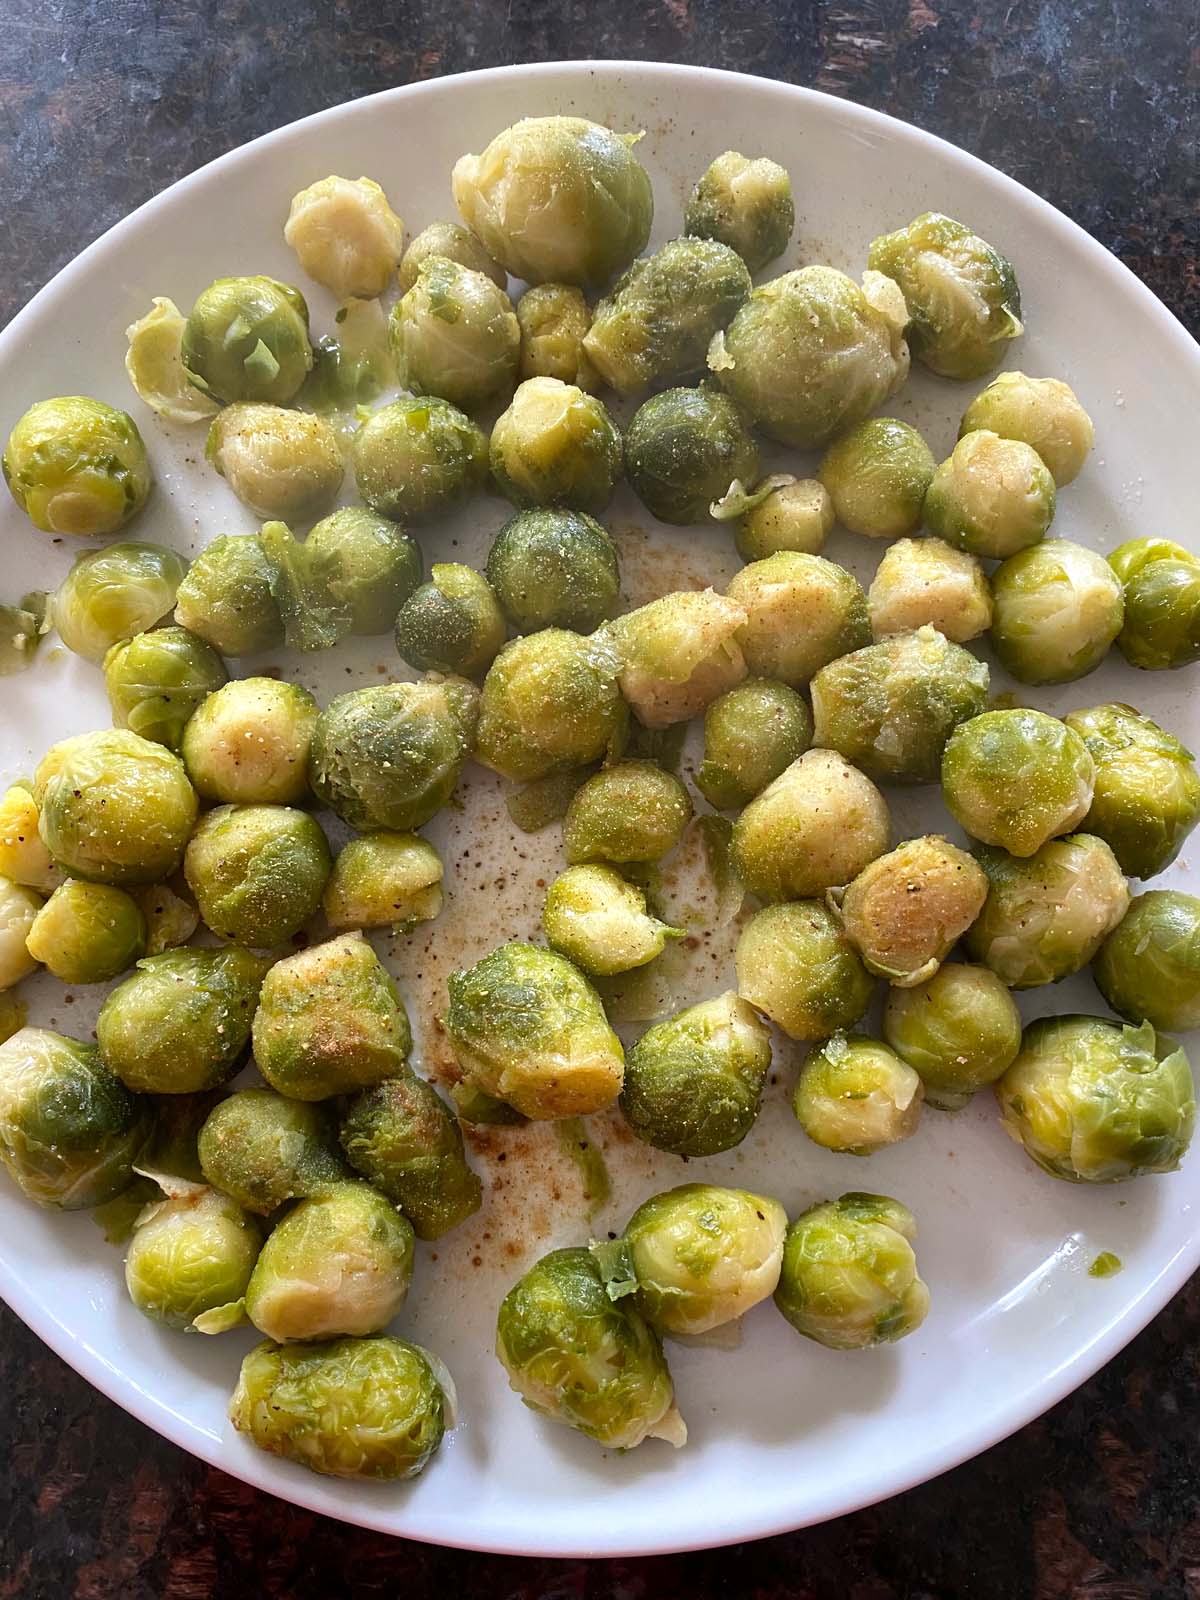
[0,877,42,990]
[97,947,271,1095]
[883,961,1022,1110]
[774,1193,930,1349]
[389,255,520,413]
[303,507,422,637]
[810,625,989,785]
[181,677,317,806]
[726,552,871,687]
[0,1028,151,1208]
[868,537,992,643]
[183,803,331,947]
[3,396,152,537]
[124,296,220,425]
[54,542,187,664]
[991,538,1125,685]
[453,116,654,290]
[489,378,621,513]
[244,1181,414,1341]
[793,1034,924,1154]
[352,396,488,524]
[486,508,620,633]
[284,174,405,299]
[324,832,443,934]
[731,748,890,903]
[444,940,624,1120]
[104,626,228,750]
[173,532,284,658]
[476,629,625,782]
[708,265,909,448]
[34,730,198,886]
[613,588,748,728]
[696,677,812,810]
[0,995,26,1047]
[230,1334,446,1480]
[868,211,1022,379]
[394,563,506,678]
[198,1087,347,1214]
[959,371,1094,485]
[0,786,58,894]
[253,933,412,1101]
[923,430,1056,559]
[205,403,342,522]
[735,900,874,1040]
[182,275,312,405]
[684,150,794,274]
[941,709,1096,857]
[125,1184,261,1333]
[1108,538,1200,672]
[543,863,680,977]
[624,385,759,526]
[620,991,771,1156]
[495,1246,683,1449]
[133,881,199,956]
[309,678,478,831]
[1094,891,1200,1032]
[339,1074,482,1239]
[966,834,1129,988]
[25,879,145,984]
[399,220,506,296]
[997,1015,1195,1182]
[834,835,988,987]
[726,477,834,562]
[818,418,935,540]
[562,761,692,866]
[516,283,597,388]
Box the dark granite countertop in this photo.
[1,4,1198,1596]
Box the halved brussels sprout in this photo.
[991,538,1124,685]
[0,786,59,893]
[1108,538,1200,672]
[868,536,992,642]
[304,507,423,637]
[792,1034,923,1154]
[125,297,221,424]
[486,508,620,633]
[475,629,625,782]
[352,395,488,523]
[489,378,621,513]
[726,476,834,562]
[1094,891,1200,1032]
[883,961,1022,1110]
[25,879,145,984]
[959,371,1094,485]
[400,220,506,295]
[205,403,343,522]
[182,677,317,806]
[941,709,1096,857]
[104,626,228,749]
[562,761,692,865]
[0,877,42,990]
[613,589,748,728]
[696,677,812,810]
[284,175,405,299]
[182,275,312,405]
[389,255,520,413]
[516,282,597,388]
[684,150,794,274]
[3,396,152,537]
[923,430,1056,559]
[624,385,759,526]
[735,900,874,1041]
[324,830,444,936]
[54,541,187,663]
[726,551,871,687]
[125,1184,261,1333]
[819,418,935,540]
[173,532,284,658]
[394,563,506,678]
[543,863,680,977]
[198,1087,347,1215]
[834,835,988,987]
[184,803,331,947]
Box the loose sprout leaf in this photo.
[192,1298,247,1335]
[125,296,220,423]
[709,473,795,522]
[555,1116,611,1217]
[91,1179,158,1246]
[450,1080,528,1125]
[593,942,688,1023]
[301,299,396,414]
[411,1344,459,1429]
[589,1236,638,1302]
[505,766,597,833]
[132,1165,208,1202]
[693,813,745,929]
[260,519,351,652]
[0,593,51,676]
[670,1320,744,1352]
[625,720,688,775]
[1089,1252,1123,1279]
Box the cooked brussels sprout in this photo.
[991,539,1124,685]
[394,563,506,678]
[543,863,680,977]
[959,371,1094,485]
[389,255,519,413]
[339,1074,482,1239]
[400,221,506,296]
[684,151,794,274]
[173,532,284,658]
[516,282,597,387]
[624,385,759,526]
[774,1193,930,1349]
[104,626,228,749]
[726,476,834,562]
[818,418,935,540]
[868,536,992,643]
[198,1087,347,1215]
[562,761,692,865]
[793,1034,923,1154]
[284,175,405,299]
[726,552,871,687]
[811,625,989,785]
[184,803,330,947]
[475,629,625,782]
[352,395,488,523]
[25,879,145,984]
[489,378,621,513]
[1108,538,1200,672]
[124,296,220,424]
[182,275,312,405]
[54,542,187,664]
[485,507,619,635]
[0,786,58,893]
[942,709,1096,858]
[3,396,152,537]
[966,834,1129,988]
[496,1246,682,1448]
[835,835,987,987]
[182,677,317,806]
[708,265,909,448]
[997,1015,1194,1182]
[696,678,812,810]
[445,941,624,1120]
[303,507,422,636]
[35,730,198,886]
[1095,891,1200,1032]
[923,430,1056,559]
[324,833,443,934]
[125,1184,261,1333]
[613,589,748,728]
[735,900,874,1040]
[205,403,342,521]
[133,882,198,956]
[0,877,42,990]
[883,961,1022,1110]
[0,1028,151,1208]
[731,748,890,903]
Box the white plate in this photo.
[0,60,1197,1558]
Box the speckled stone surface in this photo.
[1,4,1198,1596]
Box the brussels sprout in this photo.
[923,430,1056,560]
[0,788,58,894]
[475,630,625,782]
[253,933,411,1101]
[835,835,988,987]
[205,403,342,522]
[3,396,152,537]
[818,419,935,540]
[724,476,834,562]
[959,371,1094,485]
[735,900,874,1040]
[324,833,443,934]
[283,174,404,299]
[0,1028,151,1208]
[0,995,26,1047]
[184,804,330,947]
[173,532,284,658]
[696,678,812,810]
[489,378,622,513]
[339,1075,482,1239]
[997,1015,1194,1182]
[516,283,597,388]
[230,1334,446,1480]
[133,882,199,956]
[941,709,1096,858]
[774,1193,930,1349]
[1095,891,1200,1032]
[181,276,312,405]
[124,296,221,424]
[182,677,317,806]
[198,1087,347,1214]
[868,536,992,643]
[731,748,890,903]
[0,590,50,677]
[496,1246,682,1448]
[54,542,187,664]
[883,961,1022,1110]
[453,117,654,290]
[98,947,270,1094]
[543,864,680,977]
[991,539,1124,685]
[966,834,1129,988]
[399,220,506,296]
[562,761,692,865]
[726,552,871,687]
[34,730,198,886]
[255,519,348,654]
[708,265,909,448]
[104,626,228,749]
[625,385,759,526]
[1108,538,1200,672]
[125,1184,261,1333]
[613,589,748,728]
[389,256,520,413]
[394,563,506,678]
[811,626,989,785]
[684,151,794,275]
[445,941,623,1120]
[25,879,145,984]
[0,878,42,990]
[793,1034,924,1154]
[309,678,478,832]
[352,395,488,524]
[303,507,422,637]
[486,508,620,633]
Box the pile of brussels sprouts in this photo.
[0,112,1197,1477]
